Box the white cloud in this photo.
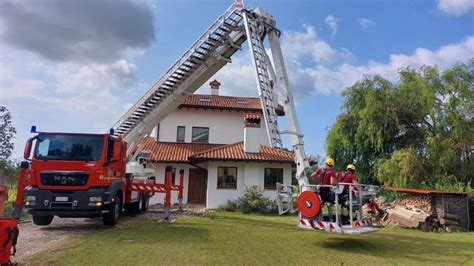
[324,15,340,40]
[358,18,375,28]
[291,35,474,96]
[282,25,354,65]
[437,0,474,16]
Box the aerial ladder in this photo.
[11,1,378,232]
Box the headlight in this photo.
[26,196,36,201]
[89,196,102,202]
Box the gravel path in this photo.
[12,205,209,264]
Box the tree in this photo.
[0,106,18,185]
[0,106,16,162]
[325,60,473,191]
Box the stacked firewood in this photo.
[364,195,464,232]
[439,213,461,231]
[394,194,432,214]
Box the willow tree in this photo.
[326,60,473,190]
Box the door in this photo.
[188,168,207,204]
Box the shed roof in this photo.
[385,187,468,195]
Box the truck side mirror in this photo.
[112,141,122,161]
[23,138,33,160]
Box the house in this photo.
[144,80,294,209]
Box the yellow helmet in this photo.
[346,164,356,171]
[325,158,335,167]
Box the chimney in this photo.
[243,113,261,153]
[209,79,221,96]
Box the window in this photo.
[106,139,114,161]
[217,167,237,189]
[177,126,185,142]
[192,127,209,143]
[35,133,104,161]
[264,168,283,190]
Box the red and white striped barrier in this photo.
[352,220,373,227]
[129,184,166,193]
[298,219,341,232]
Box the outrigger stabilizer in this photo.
[277,183,380,234]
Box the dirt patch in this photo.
[14,217,104,264]
[12,205,212,264]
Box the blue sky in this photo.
[1,0,473,159]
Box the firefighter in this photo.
[338,164,359,224]
[311,158,337,221]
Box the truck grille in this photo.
[40,172,89,186]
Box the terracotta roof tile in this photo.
[189,141,294,163]
[179,94,285,115]
[140,137,224,163]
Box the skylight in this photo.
[236,100,248,105]
[199,98,211,102]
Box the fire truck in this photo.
[12,1,378,233]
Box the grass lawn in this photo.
[35,212,473,265]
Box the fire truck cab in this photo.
[21,128,148,226]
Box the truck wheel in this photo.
[141,192,149,212]
[124,195,141,214]
[103,195,122,226]
[32,215,54,226]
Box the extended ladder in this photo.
[113,4,246,153]
[242,10,282,148]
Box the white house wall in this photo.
[206,161,292,209]
[155,109,270,145]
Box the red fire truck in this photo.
[15,128,184,226]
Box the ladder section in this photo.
[113,4,244,143]
[242,12,282,148]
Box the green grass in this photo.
[36,212,473,265]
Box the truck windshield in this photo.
[35,134,104,161]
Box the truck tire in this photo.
[103,195,122,226]
[124,194,141,214]
[141,192,149,212]
[32,215,54,226]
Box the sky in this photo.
[1,0,473,160]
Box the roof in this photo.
[385,187,468,195]
[179,94,285,115]
[140,138,294,163]
[140,137,224,163]
[189,141,295,163]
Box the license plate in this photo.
[55,196,69,202]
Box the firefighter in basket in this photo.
[311,158,337,221]
[337,164,359,225]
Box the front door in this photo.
[188,168,207,204]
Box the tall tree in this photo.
[0,106,16,163]
[326,60,473,190]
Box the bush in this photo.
[236,186,275,214]
[218,200,238,212]
[217,186,278,214]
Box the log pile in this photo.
[364,195,464,232]
[394,194,432,214]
